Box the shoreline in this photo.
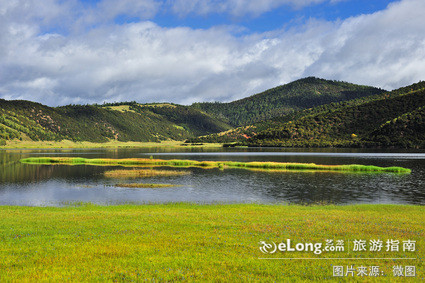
[0,140,224,149]
[3,138,425,150]
[2,139,424,151]
[0,202,422,207]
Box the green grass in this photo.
[103,105,136,113]
[104,169,191,178]
[1,140,224,149]
[20,157,412,173]
[115,183,179,188]
[0,204,423,281]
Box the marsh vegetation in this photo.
[20,157,412,173]
[104,169,191,178]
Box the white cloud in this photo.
[304,0,425,90]
[0,0,424,106]
[0,0,76,31]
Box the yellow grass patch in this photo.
[104,169,191,178]
[115,183,180,188]
[103,105,136,113]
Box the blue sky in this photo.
[151,0,398,33]
[1,0,424,106]
[78,0,398,32]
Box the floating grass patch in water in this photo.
[115,183,179,188]
[104,169,191,178]
[20,157,411,173]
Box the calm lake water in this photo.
[1,147,425,206]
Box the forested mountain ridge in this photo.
[192,77,385,126]
[0,100,232,144]
[369,106,425,147]
[190,81,425,148]
[2,78,423,148]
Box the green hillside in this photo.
[190,81,425,148]
[0,100,232,144]
[249,81,425,147]
[192,77,385,126]
[369,106,425,148]
[2,78,424,148]
[248,81,425,148]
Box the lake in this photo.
[1,147,425,206]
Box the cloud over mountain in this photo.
[0,0,424,106]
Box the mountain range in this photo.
[1,77,424,148]
[191,80,425,148]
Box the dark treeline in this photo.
[192,77,385,126]
[190,81,425,149]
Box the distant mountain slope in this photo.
[249,81,425,147]
[250,81,425,148]
[192,77,385,126]
[134,103,231,136]
[2,78,422,148]
[369,106,425,148]
[0,100,232,144]
[190,81,425,148]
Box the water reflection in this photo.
[1,147,424,206]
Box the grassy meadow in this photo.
[0,140,223,149]
[0,204,423,281]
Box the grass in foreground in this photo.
[104,169,191,178]
[115,183,179,188]
[0,204,423,281]
[20,157,412,173]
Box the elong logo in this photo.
[259,241,277,254]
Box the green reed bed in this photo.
[20,157,411,173]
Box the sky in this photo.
[1,0,424,106]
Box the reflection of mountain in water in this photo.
[255,169,425,205]
[0,151,104,184]
[1,148,425,205]
[0,162,55,184]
